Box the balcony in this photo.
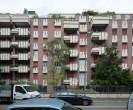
[64,35,78,43]
[0,66,10,73]
[121,63,128,70]
[33,67,38,73]
[33,19,38,26]
[0,14,10,23]
[11,54,18,59]
[79,25,88,32]
[0,41,10,48]
[91,32,108,41]
[64,20,78,29]
[43,67,48,73]
[122,49,128,57]
[79,52,87,59]
[43,19,48,26]
[79,65,87,72]
[10,67,18,71]
[43,55,48,61]
[112,21,118,28]
[0,53,10,60]
[18,53,29,60]
[0,28,10,36]
[122,21,128,28]
[91,63,96,68]
[43,31,48,38]
[54,31,61,38]
[11,42,18,46]
[33,43,38,50]
[79,16,87,22]
[70,49,78,57]
[54,19,61,26]
[91,47,105,55]
[18,66,29,73]
[11,28,19,34]
[66,63,78,71]
[122,35,128,43]
[92,16,110,28]
[18,28,30,36]
[112,35,118,43]
[80,38,87,45]
[33,31,38,38]
[33,55,38,61]
[18,41,29,48]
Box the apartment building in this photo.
[1,12,133,86]
[30,13,133,86]
[0,14,30,82]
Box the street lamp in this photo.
[84,31,91,96]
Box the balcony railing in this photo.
[79,52,87,59]
[92,16,110,25]
[43,67,48,73]
[66,63,78,71]
[18,66,29,73]
[122,49,128,57]
[70,49,78,57]
[91,47,105,55]
[64,35,78,43]
[79,65,87,72]
[64,20,78,29]
[91,32,108,41]
[79,16,87,22]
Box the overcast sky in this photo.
[0,0,133,17]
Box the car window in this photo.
[15,86,26,94]
[62,102,79,110]
[11,107,58,110]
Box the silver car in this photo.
[5,98,87,110]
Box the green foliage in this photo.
[33,14,38,18]
[42,38,70,87]
[101,11,115,16]
[92,47,133,86]
[51,14,65,19]
[82,10,99,16]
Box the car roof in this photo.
[52,91,77,96]
[7,98,64,110]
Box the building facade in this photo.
[0,14,30,82]
[1,12,133,86]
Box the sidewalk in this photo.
[40,93,130,98]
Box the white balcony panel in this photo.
[43,19,48,26]
[64,35,78,43]
[54,31,61,38]
[122,35,128,43]
[79,52,87,59]
[0,66,10,73]
[121,63,128,69]
[79,16,86,22]
[112,35,118,43]
[0,41,10,48]
[66,63,78,71]
[11,28,19,34]
[70,49,78,57]
[11,54,18,59]
[10,67,18,71]
[33,43,38,50]
[112,21,118,28]
[69,78,78,86]
[122,21,128,28]
[0,15,10,22]
[54,19,61,26]
[92,16,109,25]
[122,49,128,57]
[18,53,29,60]
[80,39,87,45]
[18,28,29,36]
[11,42,18,46]
[91,32,108,40]
[33,31,38,38]
[33,67,38,73]
[43,55,48,61]
[33,55,38,61]
[33,19,38,26]
[91,47,105,55]
[91,63,96,68]
[0,28,10,36]
[43,31,48,38]
[18,41,29,48]
[11,15,29,23]
[18,66,29,73]
[80,25,88,32]
[79,65,87,72]
[0,53,10,60]
[64,21,78,28]
[43,67,48,73]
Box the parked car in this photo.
[127,93,133,110]
[49,91,93,106]
[5,98,87,110]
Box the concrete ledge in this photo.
[40,93,130,98]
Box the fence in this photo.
[37,85,133,94]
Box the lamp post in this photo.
[84,31,91,96]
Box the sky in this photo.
[0,0,133,17]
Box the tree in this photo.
[82,10,99,16]
[41,38,70,90]
[92,47,133,86]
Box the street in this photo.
[0,98,128,110]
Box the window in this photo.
[15,86,26,94]
[112,29,117,35]
[122,29,127,35]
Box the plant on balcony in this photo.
[100,11,115,16]
[41,38,70,92]
[51,14,65,19]
[82,10,99,16]
[33,14,39,18]
[92,47,133,88]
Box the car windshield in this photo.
[62,102,80,110]
[23,86,36,92]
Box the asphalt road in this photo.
[0,98,128,110]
